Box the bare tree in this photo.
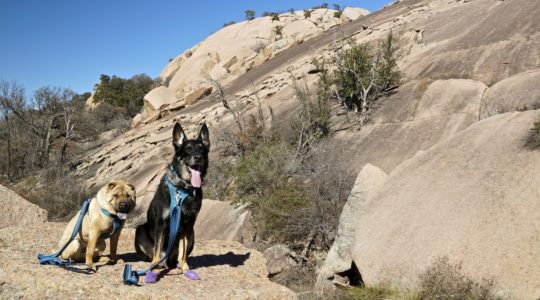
[0,83,78,178]
[0,81,26,179]
[206,76,274,156]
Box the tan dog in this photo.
[57,179,136,271]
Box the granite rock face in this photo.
[0,184,47,228]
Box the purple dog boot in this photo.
[144,271,159,284]
[178,263,201,280]
[184,270,201,280]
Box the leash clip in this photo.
[175,191,181,205]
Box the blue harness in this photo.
[37,198,125,273]
[123,177,189,285]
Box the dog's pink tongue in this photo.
[190,168,202,188]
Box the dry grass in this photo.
[417,257,503,300]
[525,121,540,149]
[14,170,94,221]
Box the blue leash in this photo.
[123,177,189,285]
[37,198,125,273]
[37,199,95,273]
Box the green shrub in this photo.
[230,141,306,241]
[333,32,400,120]
[274,25,284,38]
[304,9,312,18]
[417,257,503,300]
[232,141,298,198]
[271,13,280,21]
[334,11,342,18]
[526,121,540,149]
[252,183,308,240]
[223,21,236,27]
[93,73,156,116]
[245,9,255,21]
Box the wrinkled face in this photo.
[172,122,210,180]
[105,179,136,214]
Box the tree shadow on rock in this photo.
[189,252,251,269]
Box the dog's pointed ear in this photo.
[172,122,187,148]
[197,123,210,149]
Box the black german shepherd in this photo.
[134,122,209,272]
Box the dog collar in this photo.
[99,208,125,239]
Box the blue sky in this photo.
[0,0,391,96]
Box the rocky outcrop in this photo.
[479,69,540,119]
[340,7,370,22]
[194,199,254,243]
[0,184,47,228]
[263,244,301,276]
[352,111,540,299]
[84,93,98,111]
[0,223,296,299]
[184,85,212,106]
[141,86,180,120]
[157,8,367,109]
[315,164,387,293]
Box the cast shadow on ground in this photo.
[189,252,251,269]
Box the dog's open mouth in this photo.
[188,165,202,188]
[117,212,128,220]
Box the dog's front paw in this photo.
[177,262,190,273]
[88,263,97,272]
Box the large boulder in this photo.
[316,163,387,292]
[340,7,370,22]
[480,69,540,119]
[0,184,47,228]
[353,111,540,299]
[184,85,212,106]
[194,199,253,242]
[141,86,179,119]
[263,244,301,276]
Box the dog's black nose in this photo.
[119,202,129,209]
[193,154,202,161]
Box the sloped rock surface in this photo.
[159,8,364,105]
[480,69,540,119]
[0,223,296,299]
[0,184,47,228]
[353,111,540,299]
